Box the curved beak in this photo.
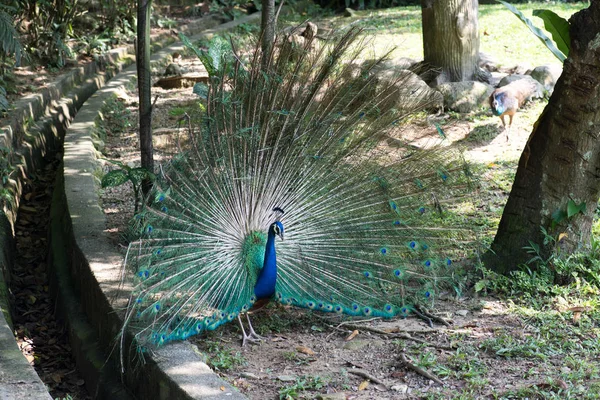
[278,232,284,241]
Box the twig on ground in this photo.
[414,305,452,327]
[326,322,452,350]
[337,318,382,326]
[393,332,454,351]
[334,323,435,335]
[348,369,387,388]
[400,351,444,385]
[412,308,433,327]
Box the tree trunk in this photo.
[421,0,483,84]
[137,0,154,196]
[486,0,600,274]
[261,0,275,66]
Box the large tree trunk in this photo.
[486,1,600,274]
[137,0,154,196]
[421,0,483,84]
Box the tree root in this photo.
[348,369,387,388]
[400,351,444,385]
[331,323,453,350]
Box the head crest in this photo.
[272,207,285,221]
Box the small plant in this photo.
[168,107,188,117]
[205,342,246,371]
[75,34,110,56]
[480,331,551,360]
[0,145,16,210]
[101,160,154,213]
[99,96,132,137]
[278,375,327,400]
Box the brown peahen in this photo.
[119,27,477,349]
[490,77,542,140]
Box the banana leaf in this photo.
[533,9,570,57]
[497,0,566,62]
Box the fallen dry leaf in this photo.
[345,330,359,341]
[558,232,568,242]
[568,306,590,323]
[358,380,369,391]
[296,345,316,356]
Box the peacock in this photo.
[119,27,477,349]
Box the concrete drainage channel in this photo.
[1,14,259,400]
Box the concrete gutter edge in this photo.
[57,14,260,400]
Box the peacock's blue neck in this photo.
[492,93,505,115]
[253,229,277,299]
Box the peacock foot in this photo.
[241,331,264,347]
[238,314,266,346]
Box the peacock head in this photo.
[270,221,284,241]
[491,93,505,115]
[270,207,285,240]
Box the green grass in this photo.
[327,2,588,67]
[194,2,589,71]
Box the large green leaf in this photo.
[101,169,129,188]
[129,167,155,185]
[179,32,203,61]
[497,0,566,62]
[0,8,22,65]
[193,82,208,99]
[533,9,570,57]
[567,199,586,218]
[0,86,8,112]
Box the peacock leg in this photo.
[238,314,263,346]
[506,114,514,141]
[246,313,264,341]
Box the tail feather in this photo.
[120,26,478,348]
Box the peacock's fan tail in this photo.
[121,26,479,347]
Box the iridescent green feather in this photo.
[119,26,478,349]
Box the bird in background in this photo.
[489,78,541,141]
[119,27,478,351]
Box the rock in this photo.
[391,384,409,393]
[343,339,371,351]
[510,63,533,75]
[319,60,441,114]
[383,70,444,113]
[302,21,318,40]
[529,64,562,95]
[344,7,357,17]
[316,393,347,400]
[277,375,297,382]
[498,75,545,100]
[154,74,209,90]
[378,57,418,72]
[278,23,318,62]
[436,81,494,113]
[455,309,469,317]
[240,372,260,380]
[164,63,183,77]
[370,62,444,113]
[479,52,499,72]
[489,71,508,87]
